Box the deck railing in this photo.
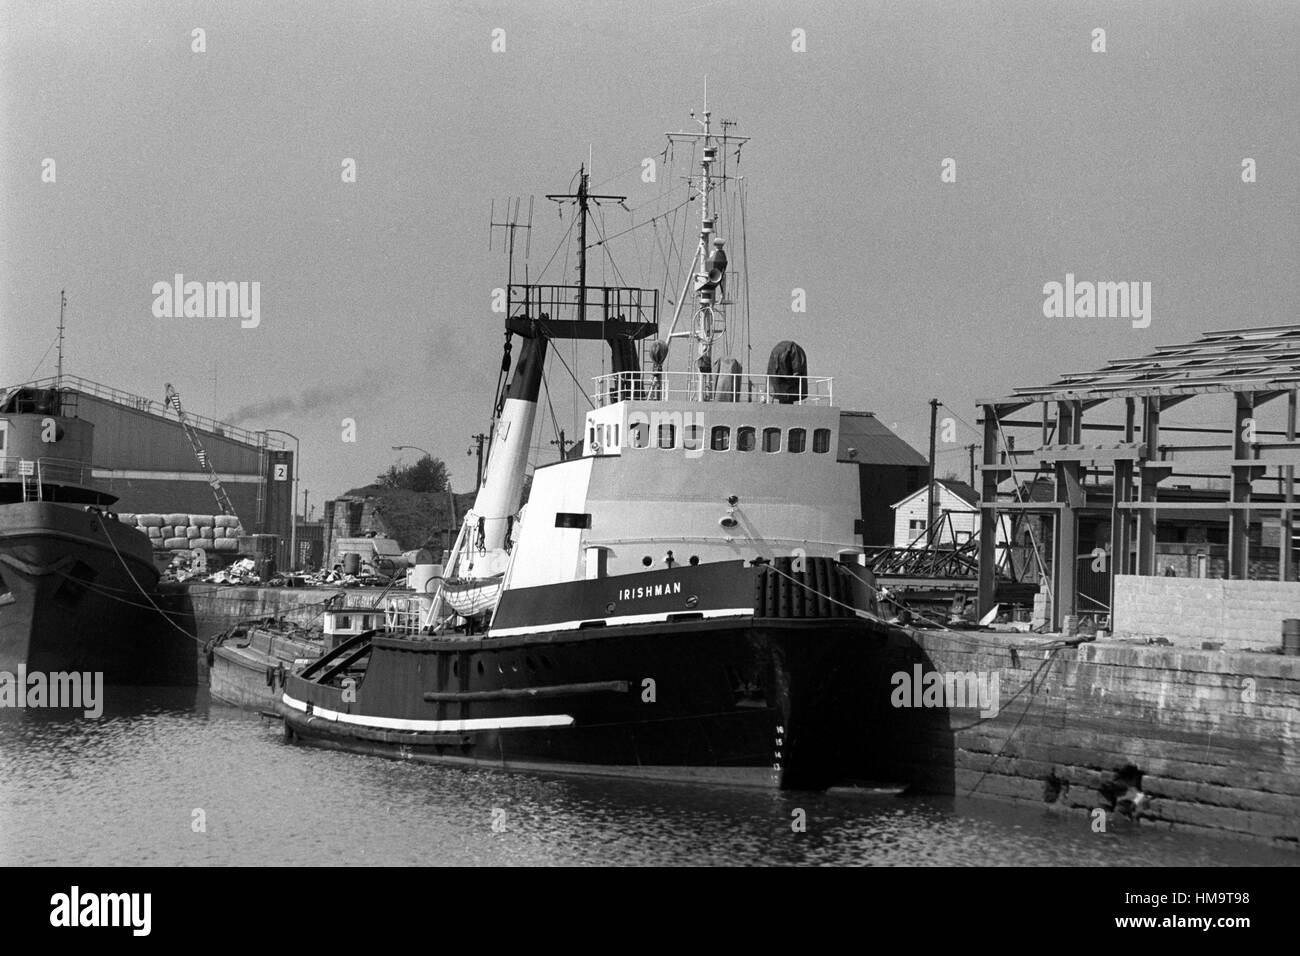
[0,456,94,498]
[591,371,833,407]
[10,375,282,449]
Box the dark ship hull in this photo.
[278,559,890,789]
[0,502,198,687]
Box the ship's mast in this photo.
[547,164,625,322]
[663,105,748,381]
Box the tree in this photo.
[377,454,448,493]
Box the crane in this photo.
[164,382,240,521]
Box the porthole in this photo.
[683,423,703,452]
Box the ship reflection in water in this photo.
[1,690,1293,867]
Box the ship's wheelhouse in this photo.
[504,374,864,592]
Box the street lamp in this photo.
[264,428,300,572]
[392,444,432,458]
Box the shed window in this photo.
[788,428,806,453]
[762,427,781,453]
[737,427,756,452]
[711,426,731,451]
[813,428,831,453]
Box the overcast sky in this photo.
[3,0,1298,509]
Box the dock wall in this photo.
[873,629,1300,847]
[169,583,351,638]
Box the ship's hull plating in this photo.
[0,502,198,686]
[279,612,889,790]
[210,628,323,708]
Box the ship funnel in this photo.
[464,334,548,571]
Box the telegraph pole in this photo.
[966,443,979,487]
[550,429,574,461]
[927,399,940,544]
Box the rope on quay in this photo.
[959,648,1064,796]
[92,511,208,647]
[85,512,352,651]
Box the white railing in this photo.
[591,371,833,407]
[381,594,436,635]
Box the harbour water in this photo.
[1,688,1295,867]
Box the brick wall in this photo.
[1114,574,1300,650]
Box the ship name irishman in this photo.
[617,581,683,601]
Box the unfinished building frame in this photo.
[977,325,1300,631]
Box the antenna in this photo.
[56,289,66,387]
[489,196,534,285]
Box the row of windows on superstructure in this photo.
[590,423,832,454]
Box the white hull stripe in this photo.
[281,693,574,732]
[489,606,753,639]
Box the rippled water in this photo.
[2,690,1296,867]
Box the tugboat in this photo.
[278,106,895,789]
[0,376,197,687]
